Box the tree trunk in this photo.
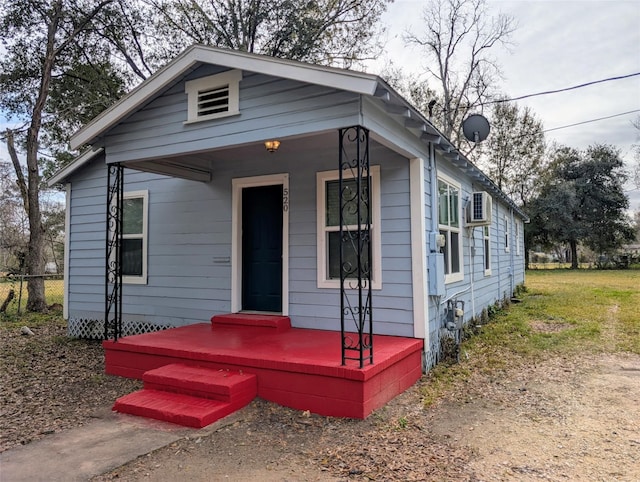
[25,224,47,311]
[21,2,64,312]
[569,240,579,269]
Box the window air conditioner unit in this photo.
[467,191,492,225]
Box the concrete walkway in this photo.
[0,408,235,481]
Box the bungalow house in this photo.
[49,45,527,425]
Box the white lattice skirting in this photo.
[68,317,171,339]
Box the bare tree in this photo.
[146,0,390,67]
[381,64,439,119]
[405,0,515,150]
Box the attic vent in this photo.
[467,191,492,225]
[198,85,229,117]
[185,69,242,124]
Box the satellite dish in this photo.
[462,114,491,143]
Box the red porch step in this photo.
[211,313,291,331]
[113,364,257,428]
[144,364,257,401]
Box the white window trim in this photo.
[515,219,521,256]
[504,214,510,253]
[437,172,464,284]
[231,173,289,315]
[122,190,148,285]
[184,69,242,124]
[483,225,492,276]
[63,183,71,319]
[316,165,382,290]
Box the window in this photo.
[438,175,463,283]
[316,166,381,289]
[504,215,510,252]
[515,220,521,256]
[122,191,148,284]
[184,69,242,123]
[483,225,491,275]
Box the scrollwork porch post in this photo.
[105,163,123,340]
[339,126,373,367]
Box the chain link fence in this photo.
[0,274,64,316]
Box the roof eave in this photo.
[47,147,104,186]
[373,81,529,221]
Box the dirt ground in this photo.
[92,352,640,482]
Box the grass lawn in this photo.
[422,269,640,405]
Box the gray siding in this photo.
[104,67,361,164]
[67,142,415,336]
[426,156,527,341]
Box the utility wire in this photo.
[543,109,640,133]
[483,72,640,106]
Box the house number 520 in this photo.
[283,187,289,212]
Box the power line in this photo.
[483,72,640,106]
[543,109,640,133]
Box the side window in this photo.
[504,215,510,253]
[438,176,463,283]
[515,220,521,256]
[484,225,491,275]
[122,191,148,284]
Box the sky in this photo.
[367,0,640,211]
[2,0,639,210]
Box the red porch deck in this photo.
[104,316,423,420]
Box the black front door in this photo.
[242,184,283,312]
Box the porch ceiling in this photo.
[121,131,396,181]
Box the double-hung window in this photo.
[316,166,381,289]
[438,175,463,283]
[122,190,148,284]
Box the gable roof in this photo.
[59,45,528,221]
[70,44,380,150]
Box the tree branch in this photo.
[5,130,29,214]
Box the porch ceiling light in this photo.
[264,140,281,152]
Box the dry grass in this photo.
[0,278,64,316]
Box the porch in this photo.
[106,314,423,424]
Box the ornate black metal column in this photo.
[339,126,373,367]
[105,163,124,341]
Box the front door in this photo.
[242,184,283,312]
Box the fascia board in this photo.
[47,147,104,186]
[191,47,380,95]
